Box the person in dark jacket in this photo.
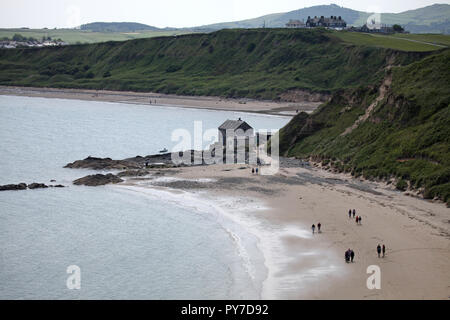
[382,244,386,257]
[345,249,350,263]
[350,250,355,262]
[377,244,382,258]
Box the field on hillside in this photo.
[333,31,448,52]
[0,28,193,44]
[389,33,450,47]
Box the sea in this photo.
[0,95,290,299]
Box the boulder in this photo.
[73,174,123,186]
[28,183,48,189]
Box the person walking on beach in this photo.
[317,222,321,233]
[252,168,255,174]
[353,209,356,218]
[350,250,355,262]
[358,216,362,225]
[345,249,350,263]
[382,244,386,257]
[377,244,382,258]
[348,209,352,218]
[355,216,359,224]
[256,167,259,175]
[312,224,316,234]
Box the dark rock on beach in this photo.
[28,183,49,189]
[117,169,151,177]
[0,183,27,191]
[65,156,142,170]
[65,151,207,171]
[73,173,123,186]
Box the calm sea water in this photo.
[0,95,289,299]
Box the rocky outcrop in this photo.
[73,173,123,186]
[65,156,142,170]
[28,183,48,189]
[64,151,202,171]
[0,183,27,191]
[117,170,151,177]
[0,182,64,191]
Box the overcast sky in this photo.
[0,0,448,29]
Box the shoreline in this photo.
[116,183,269,299]
[116,163,450,299]
[0,85,321,116]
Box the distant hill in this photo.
[195,3,450,34]
[80,22,168,32]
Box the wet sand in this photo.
[0,86,320,116]
[121,162,450,299]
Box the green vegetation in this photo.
[0,28,433,100]
[389,33,450,47]
[0,28,191,44]
[334,31,447,52]
[279,50,450,204]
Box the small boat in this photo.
[159,148,168,153]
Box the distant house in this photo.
[218,118,253,146]
[286,19,306,28]
[306,16,347,29]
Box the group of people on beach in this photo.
[251,167,259,175]
[348,209,362,224]
[344,209,388,261]
[311,222,322,234]
[377,244,386,258]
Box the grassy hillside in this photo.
[0,29,432,100]
[0,28,191,44]
[334,32,448,52]
[279,49,450,204]
[80,22,163,32]
[379,4,450,34]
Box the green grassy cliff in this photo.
[0,29,431,100]
[279,49,450,204]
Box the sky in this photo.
[0,0,448,29]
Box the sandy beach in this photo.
[119,161,450,299]
[0,86,321,116]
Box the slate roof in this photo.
[218,119,252,130]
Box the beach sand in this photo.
[122,163,450,299]
[0,86,320,116]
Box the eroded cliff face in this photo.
[278,50,450,204]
